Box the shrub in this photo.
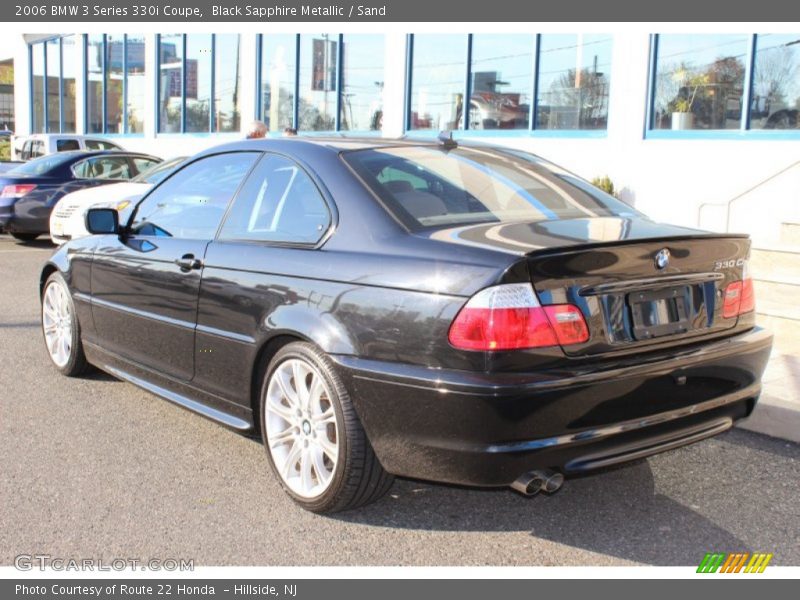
[591,175,616,197]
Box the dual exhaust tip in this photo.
[511,469,565,496]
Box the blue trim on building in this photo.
[292,34,300,129]
[646,129,800,141]
[463,34,473,131]
[254,34,263,120]
[42,41,49,133]
[27,43,34,133]
[404,34,413,132]
[530,34,540,132]
[122,35,128,134]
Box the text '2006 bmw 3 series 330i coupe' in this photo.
[39,137,772,513]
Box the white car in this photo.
[12,134,125,162]
[49,156,186,245]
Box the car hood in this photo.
[416,216,728,256]
[54,182,153,210]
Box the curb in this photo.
[736,394,800,444]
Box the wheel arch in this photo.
[39,262,59,297]
[249,333,308,435]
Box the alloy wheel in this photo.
[42,280,73,368]
[265,358,340,498]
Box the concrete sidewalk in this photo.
[737,315,800,443]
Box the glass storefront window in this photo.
[185,34,212,133]
[61,36,76,133]
[653,34,749,130]
[750,34,800,130]
[470,34,533,130]
[106,34,124,134]
[260,34,296,132]
[215,34,242,133]
[536,34,612,130]
[31,43,45,133]
[126,35,146,133]
[409,35,467,130]
[46,39,60,133]
[159,33,183,133]
[298,34,338,131]
[86,35,104,134]
[340,34,384,131]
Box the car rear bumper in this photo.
[332,327,773,487]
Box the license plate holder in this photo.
[628,286,690,340]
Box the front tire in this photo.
[260,342,393,513]
[41,272,90,376]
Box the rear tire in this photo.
[259,342,393,513]
[41,272,91,377]
[12,232,39,242]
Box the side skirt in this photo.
[83,341,255,432]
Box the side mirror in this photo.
[85,207,119,235]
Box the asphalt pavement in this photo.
[1,236,798,567]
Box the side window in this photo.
[130,152,259,240]
[72,156,132,180]
[21,141,32,160]
[56,139,80,151]
[132,157,161,175]
[218,155,331,245]
[85,139,120,150]
[31,141,44,158]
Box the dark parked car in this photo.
[0,150,161,241]
[39,138,772,513]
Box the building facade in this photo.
[8,31,800,243]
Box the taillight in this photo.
[448,283,589,351]
[722,278,755,318]
[1,184,37,198]
[739,278,755,314]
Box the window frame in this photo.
[404,33,613,139]
[157,33,241,135]
[646,33,800,139]
[216,151,336,248]
[255,33,386,137]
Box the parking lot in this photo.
[0,235,798,567]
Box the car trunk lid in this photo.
[527,233,751,356]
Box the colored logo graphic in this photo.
[697,552,773,573]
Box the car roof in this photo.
[49,150,160,160]
[197,136,478,156]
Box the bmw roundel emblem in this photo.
[655,248,670,270]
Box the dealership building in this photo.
[3,30,799,329]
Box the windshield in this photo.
[132,156,187,184]
[343,146,641,229]
[7,153,76,176]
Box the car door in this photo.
[89,151,261,381]
[193,154,333,404]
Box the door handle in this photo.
[174,254,203,271]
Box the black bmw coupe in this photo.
[39,137,772,512]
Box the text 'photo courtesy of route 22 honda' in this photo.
[38,136,772,513]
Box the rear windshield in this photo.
[343,146,640,229]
